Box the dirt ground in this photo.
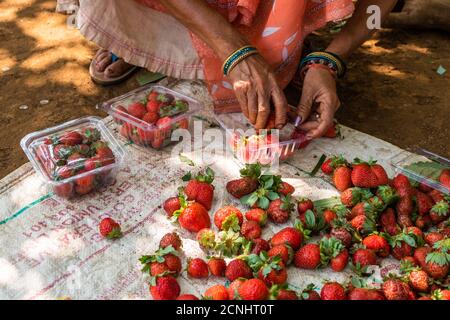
[0,0,449,179]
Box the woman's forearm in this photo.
[326,0,398,59]
[157,0,248,61]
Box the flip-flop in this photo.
[89,50,139,86]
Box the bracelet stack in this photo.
[300,51,347,79]
[222,45,259,76]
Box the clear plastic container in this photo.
[21,117,125,199]
[100,84,201,149]
[214,112,309,165]
[390,148,450,194]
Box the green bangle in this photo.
[222,46,258,76]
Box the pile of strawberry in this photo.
[140,158,449,300]
[114,90,190,149]
[36,127,115,198]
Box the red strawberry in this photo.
[176,294,199,300]
[429,189,445,204]
[175,202,211,233]
[140,246,182,277]
[352,248,377,267]
[214,206,243,231]
[128,102,147,119]
[415,214,432,230]
[163,197,181,218]
[351,159,388,188]
[146,100,161,114]
[362,234,390,258]
[99,218,122,239]
[348,288,385,300]
[204,285,229,300]
[297,198,314,215]
[332,166,353,192]
[208,257,226,277]
[240,220,261,240]
[149,263,170,277]
[294,243,321,269]
[320,282,346,300]
[267,196,293,224]
[321,155,347,175]
[54,182,74,198]
[184,168,215,211]
[196,228,216,249]
[425,251,449,279]
[330,249,349,272]
[187,258,209,278]
[396,196,414,228]
[251,238,270,255]
[429,200,449,224]
[225,259,253,282]
[228,279,246,300]
[424,232,444,246]
[382,278,410,300]
[416,191,434,216]
[300,286,321,300]
[324,122,340,138]
[238,279,269,300]
[159,232,182,251]
[390,231,416,260]
[257,261,288,287]
[392,174,414,197]
[226,177,259,199]
[321,159,334,175]
[268,244,294,265]
[439,169,450,190]
[278,181,295,196]
[270,227,303,250]
[414,246,432,269]
[150,276,180,300]
[323,209,337,224]
[245,208,268,226]
[330,227,352,248]
[380,208,400,236]
[142,111,159,124]
[275,289,299,300]
[409,270,429,292]
[59,131,83,146]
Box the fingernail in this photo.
[276,124,283,129]
[294,116,302,128]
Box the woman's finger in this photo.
[307,102,335,139]
[297,86,314,126]
[271,82,288,129]
[255,90,270,129]
[247,89,258,125]
[233,80,250,119]
[298,120,320,132]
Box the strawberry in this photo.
[396,196,414,228]
[425,250,449,279]
[142,111,159,124]
[425,232,444,246]
[256,258,288,287]
[184,167,215,211]
[228,278,246,300]
[392,174,414,197]
[81,127,101,144]
[320,282,346,300]
[348,288,385,300]
[299,284,321,300]
[415,214,432,230]
[99,218,122,239]
[146,100,161,114]
[163,197,181,217]
[251,238,270,255]
[196,228,216,249]
[418,182,433,193]
[330,226,353,248]
[226,163,260,199]
[173,201,211,233]
[159,232,182,251]
[428,189,445,204]
[324,122,340,138]
[204,285,229,300]
[268,244,294,265]
[273,288,298,300]
[332,166,353,192]
[321,159,334,175]
[140,246,182,276]
[352,248,377,267]
[59,131,83,146]
[270,227,303,250]
[54,182,74,198]
[352,161,386,188]
[294,243,321,269]
[382,278,410,300]
[415,191,434,216]
[321,155,347,175]
[362,234,390,257]
[267,196,293,224]
[414,246,432,269]
[214,206,243,231]
[330,249,349,272]
[245,208,268,226]
[238,279,269,300]
[208,257,226,277]
[323,209,337,224]
[128,102,147,119]
[379,208,400,235]
[147,91,160,102]
[297,197,314,215]
[389,231,418,260]
[149,263,170,277]
[240,220,261,240]
[340,187,372,208]
[432,289,450,300]
[225,259,253,281]
[376,185,399,206]
[409,269,430,292]
[150,276,180,300]
[176,294,199,300]
[187,258,209,278]
[278,181,295,196]
[439,169,450,190]
[429,200,449,224]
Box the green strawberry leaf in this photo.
[258,196,270,210]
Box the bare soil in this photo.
[0,0,449,179]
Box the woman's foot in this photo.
[90,49,139,86]
[94,49,135,78]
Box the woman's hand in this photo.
[297,67,340,139]
[229,55,288,130]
